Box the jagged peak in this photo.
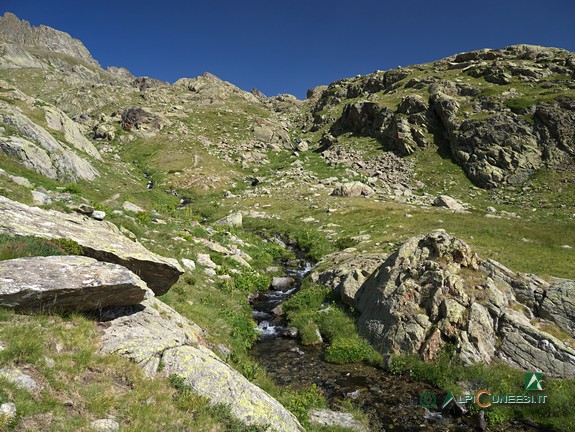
[0,11,98,67]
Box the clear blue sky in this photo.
[2,0,574,99]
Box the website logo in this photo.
[525,372,544,391]
[419,373,548,409]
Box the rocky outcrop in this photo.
[120,107,169,133]
[0,256,148,312]
[43,106,102,160]
[450,113,542,187]
[100,298,303,431]
[331,102,394,139]
[312,251,386,307]
[308,45,575,189]
[173,72,261,105]
[0,196,183,295]
[0,104,99,181]
[539,280,575,335]
[354,230,575,377]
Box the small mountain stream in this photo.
[247,249,467,431]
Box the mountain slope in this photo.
[302,44,575,189]
[0,11,574,432]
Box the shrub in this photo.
[233,271,270,293]
[282,384,327,426]
[62,183,81,194]
[335,236,359,250]
[324,337,382,364]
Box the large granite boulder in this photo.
[354,230,575,377]
[99,297,206,377]
[0,196,183,295]
[162,346,304,431]
[0,256,148,312]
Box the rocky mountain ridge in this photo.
[0,12,98,68]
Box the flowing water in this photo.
[248,248,537,431]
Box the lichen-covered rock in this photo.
[498,310,575,377]
[99,298,205,377]
[214,212,243,227]
[90,419,119,432]
[43,106,102,160]
[0,103,100,181]
[162,345,304,432]
[355,230,575,377]
[313,251,386,308]
[0,402,16,421]
[0,368,37,391]
[0,196,183,295]
[331,181,374,197]
[539,280,575,335]
[0,256,148,312]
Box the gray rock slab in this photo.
[0,256,148,311]
[0,196,183,295]
[162,345,304,432]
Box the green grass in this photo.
[283,281,382,364]
[0,235,82,261]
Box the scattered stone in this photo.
[0,368,37,391]
[31,190,52,205]
[90,419,119,432]
[181,258,196,271]
[197,253,216,269]
[77,203,94,215]
[432,195,465,211]
[122,201,145,213]
[0,402,16,421]
[271,276,294,291]
[331,181,374,197]
[214,212,243,227]
[486,206,497,213]
[281,327,298,338]
[9,175,33,188]
[296,140,309,152]
[91,210,106,221]
[290,347,305,356]
[308,409,367,431]
[0,256,149,312]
